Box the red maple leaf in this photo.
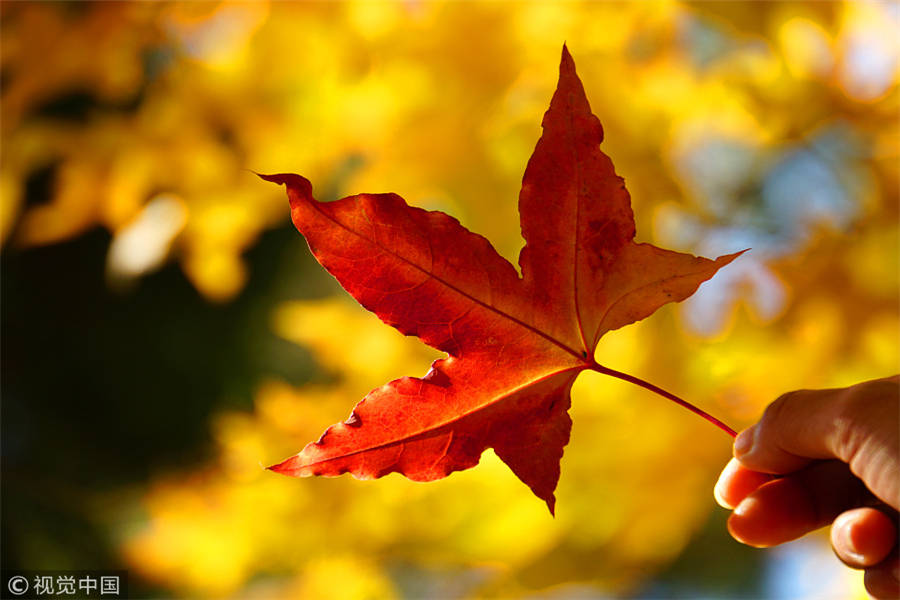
[260,46,742,514]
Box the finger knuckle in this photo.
[757,390,813,456]
[761,390,801,428]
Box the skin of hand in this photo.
[714,376,900,599]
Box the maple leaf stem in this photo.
[589,363,737,437]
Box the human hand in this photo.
[714,376,900,599]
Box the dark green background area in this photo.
[0,218,330,592]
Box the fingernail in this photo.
[713,478,732,509]
[734,427,755,457]
[834,513,865,564]
[732,496,754,518]
[728,496,760,546]
[714,458,740,509]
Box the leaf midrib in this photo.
[298,364,584,468]
[307,196,587,361]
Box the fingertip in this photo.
[726,476,819,547]
[831,508,897,568]
[714,459,739,509]
[733,427,754,458]
[714,481,732,510]
[727,496,769,548]
[714,458,773,510]
[732,389,833,475]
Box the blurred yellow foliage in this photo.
[3,0,897,598]
[123,299,738,597]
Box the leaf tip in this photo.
[256,172,313,195]
[257,172,316,214]
[718,247,751,266]
[560,43,575,73]
[267,455,299,476]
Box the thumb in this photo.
[734,376,899,509]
